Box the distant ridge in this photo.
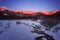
[0,7,60,20]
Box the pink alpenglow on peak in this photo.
[13,10,36,14]
[0,7,60,15]
[0,7,8,11]
[40,10,59,15]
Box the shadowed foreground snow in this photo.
[0,19,60,40]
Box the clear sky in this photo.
[0,0,60,11]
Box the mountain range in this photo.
[0,7,60,20]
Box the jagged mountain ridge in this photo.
[0,7,60,19]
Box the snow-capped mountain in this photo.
[0,7,60,19]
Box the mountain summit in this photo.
[0,7,60,19]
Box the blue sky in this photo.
[0,0,60,11]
